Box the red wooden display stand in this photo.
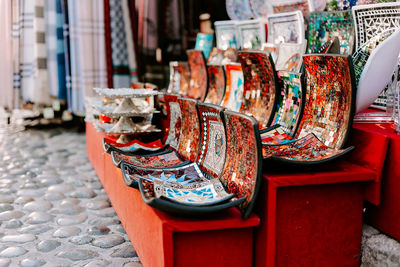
[354,122,400,242]
[253,129,388,267]
[86,122,260,267]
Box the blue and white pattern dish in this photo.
[226,0,254,20]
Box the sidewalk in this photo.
[0,127,142,266]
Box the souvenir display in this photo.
[204,65,226,105]
[318,37,341,54]
[236,19,267,49]
[195,33,214,59]
[164,94,182,150]
[215,21,238,49]
[138,178,245,216]
[271,0,314,18]
[220,110,262,219]
[249,0,270,18]
[260,125,294,145]
[121,162,208,188]
[196,103,227,179]
[297,54,355,149]
[352,29,394,85]
[267,11,305,44]
[271,71,304,136]
[167,61,190,95]
[262,133,354,163]
[91,87,161,143]
[226,0,254,20]
[261,43,279,63]
[307,11,354,55]
[102,138,164,154]
[153,178,233,206]
[187,50,208,101]
[353,29,400,113]
[176,98,201,162]
[275,43,307,72]
[111,149,188,168]
[352,2,400,50]
[207,48,238,65]
[238,51,277,127]
[221,63,244,112]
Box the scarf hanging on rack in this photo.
[61,0,72,110]
[0,0,14,110]
[20,0,51,105]
[104,0,113,88]
[68,0,107,114]
[56,0,66,100]
[45,0,58,98]
[122,0,138,84]
[109,0,130,88]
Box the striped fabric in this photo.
[45,0,58,97]
[20,0,51,104]
[68,0,107,114]
[56,0,66,100]
[122,0,138,83]
[109,0,130,88]
[0,0,14,110]
[61,0,72,109]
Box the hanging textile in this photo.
[45,0,58,97]
[0,0,14,110]
[11,0,21,109]
[68,0,107,114]
[109,0,130,88]
[141,0,158,56]
[20,0,51,104]
[122,0,138,83]
[104,0,113,88]
[56,0,66,100]
[61,0,72,109]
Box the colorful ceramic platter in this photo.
[307,11,354,55]
[164,94,182,150]
[297,54,355,150]
[236,19,267,49]
[275,43,306,72]
[176,98,201,162]
[103,138,164,154]
[260,125,294,145]
[352,2,400,50]
[196,104,227,179]
[238,51,277,127]
[93,88,160,99]
[272,0,314,18]
[167,61,190,95]
[267,11,305,44]
[153,178,233,206]
[271,71,304,135]
[226,0,254,20]
[204,65,226,105]
[220,110,262,219]
[262,133,354,163]
[221,64,244,112]
[215,21,238,49]
[207,48,238,65]
[195,33,214,59]
[111,149,187,168]
[186,50,208,101]
[138,178,245,216]
[352,28,394,85]
[249,0,270,18]
[121,162,208,188]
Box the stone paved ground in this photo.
[0,127,142,266]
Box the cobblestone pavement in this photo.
[0,127,142,266]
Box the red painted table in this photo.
[86,122,260,267]
[354,122,400,242]
[253,123,389,267]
